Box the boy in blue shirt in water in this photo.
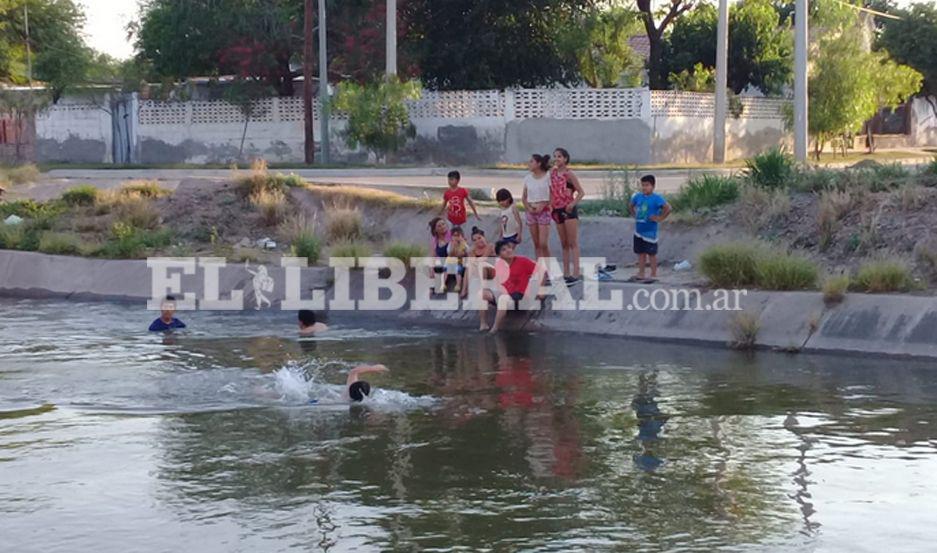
[630,175,671,282]
[148,295,187,332]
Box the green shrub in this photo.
[669,174,739,211]
[822,275,850,305]
[37,232,85,255]
[871,162,911,187]
[698,242,763,287]
[745,147,795,189]
[383,242,425,266]
[854,260,914,293]
[0,199,64,220]
[120,180,171,198]
[97,222,172,259]
[754,253,818,290]
[332,78,421,160]
[61,184,99,206]
[0,223,24,249]
[273,173,306,188]
[291,231,321,264]
[793,167,837,192]
[330,241,371,262]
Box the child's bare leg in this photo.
[490,294,512,333]
[650,255,658,278]
[637,254,647,278]
[479,289,493,330]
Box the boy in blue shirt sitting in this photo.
[630,175,671,283]
[148,295,187,332]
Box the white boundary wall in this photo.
[45,88,932,165]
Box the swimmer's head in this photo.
[297,309,317,329]
[160,295,177,319]
[348,380,371,402]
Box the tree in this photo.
[637,0,695,90]
[0,88,51,162]
[1,0,92,100]
[807,7,920,158]
[663,0,792,94]
[332,78,420,162]
[402,0,593,90]
[134,0,301,96]
[669,62,715,92]
[877,3,937,110]
[223,79,275,160]
[576,7,646,88]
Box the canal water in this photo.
[1,298,936,552]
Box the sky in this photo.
[81,0,138,60]
[81,0,921,61]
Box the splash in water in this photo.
[271,361,435,410]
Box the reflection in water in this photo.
[3,299,937,551]
[633,370,667,472]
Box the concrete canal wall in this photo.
[0,250,935,360]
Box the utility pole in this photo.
[303,0,316,164]
[713,0,729,163]
[386,0,397,77]
[794,0,809,162]
[318,0,330,164]
[24,3,32,87]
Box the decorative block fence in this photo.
[35,87,926,166]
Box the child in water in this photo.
[297,310,328,336]
[148,295,186,332]
[345,364,389,402]
[447,226,469,293]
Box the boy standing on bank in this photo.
[440,170,481,227]
[630,175,671,283]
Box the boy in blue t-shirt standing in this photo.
[630,175,671,282]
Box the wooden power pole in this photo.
[303,0,315,164]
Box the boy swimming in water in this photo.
[148,295,186,332]
[298,310,328,336]
[345,364,389,402]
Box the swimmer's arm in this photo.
[346,364,389,386]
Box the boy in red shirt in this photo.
[439,170,480,226]
[479,239,539,334]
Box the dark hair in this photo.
[641,174,656,187]
[450,225,464,236]
[165,294,176,301]
[428,217,446,236]
[554,147,570,163]
[447,170,461,182]
[298,309,316,327]
[495,188,513,204]
[471,226,485,238]
[495,238,515,255]
[531,154,551,172]
[349,380,371,402]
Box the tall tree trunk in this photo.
[646,33,666,90]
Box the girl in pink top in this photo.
[550,148,585,283]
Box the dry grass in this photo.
[278,212,317,243]
[383,242,426,265]
[119,180,171,198]
[854,259,914,293]
[330,241,372,262]
[915,239,937,283]
[250,187,288,226]
[737,185,790,231]
[115,194,161,229]
[890,185,927,211]
[326,207,363,243]
[817,189,857,250]
[3,164,40,185]
[305,182,436,210]
[822,275,850,305]
[728,312,760,350]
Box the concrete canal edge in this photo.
[1,250,935,360]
